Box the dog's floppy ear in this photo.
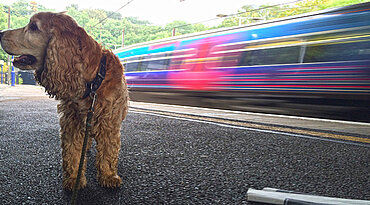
[38,12,102,100]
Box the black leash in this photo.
[70,54,106,205]
[70,92,97,205]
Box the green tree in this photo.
[9,0,32,16]
[0,4,8,62]
[165,20,207,36]
[320,0,368,8]
[105,11,122,20]
[66,4,79,11]
[219,16,240,27]
[222,0,370,28]
[84,9,107,22]
[67,7,90,28]
[0,4,7,30]
[125,17,150,25]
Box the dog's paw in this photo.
[98,175,122,188]
[63,176,87,190]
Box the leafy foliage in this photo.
[218,0,369,27]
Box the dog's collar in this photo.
[82,54,107,99]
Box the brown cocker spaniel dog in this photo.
[0,12,129,190]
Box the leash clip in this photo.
[89,91,97,112]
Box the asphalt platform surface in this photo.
[0,85,369,204]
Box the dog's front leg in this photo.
[58,103,92,190]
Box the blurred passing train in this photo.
[114,2,370,122]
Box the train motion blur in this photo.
[114,2,370,122]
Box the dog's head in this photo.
[0,12,102,99]
[0,12,55,70]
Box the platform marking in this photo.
[130,108,370,147]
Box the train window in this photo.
[139,60,149,71]
[124,57,140,72]
[304,40,370,63]
[240,46,300,66]
[125,62,139,72]
[141,53,172,71]
[145,59,168,71]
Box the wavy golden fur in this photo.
[0,12,129,190]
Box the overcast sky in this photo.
[1,0,294,26]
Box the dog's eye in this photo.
[29,22,38,31]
